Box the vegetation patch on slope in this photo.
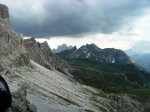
[68,59,150,94]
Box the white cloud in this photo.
[35,10,150,51]
[36,33,136,50]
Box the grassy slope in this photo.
[68,59,150,100]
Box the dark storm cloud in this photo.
[8,0,150,37]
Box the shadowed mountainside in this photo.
[57,44,132,64]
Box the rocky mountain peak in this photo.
[0,4,9,23]
[24,37,36,44]
[0,4,30,67]
[79,43,101,52]
[41,41,52,52]
[57,44,132,64]
[24,38,52,54]
[72,46,77,51]
[24,37,69,70]
[86,43,99,48]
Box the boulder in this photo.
[7,86,37,112]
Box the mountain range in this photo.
[57,43,150,88]
[57,43,132,64]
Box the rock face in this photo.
[0,4,32,111]
[57,44,132,64]
[7,86,37,112]
[24,38,69,70]
[0,4,30,67]
[116,95,143,112]
[0,4,9,21]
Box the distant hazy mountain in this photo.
[126,41,150,73]
[57,43,132,64]
[126,41,150,56]
[52,44,73,53]
[130,54,150,73]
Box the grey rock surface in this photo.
[24,37,70,70]
[0,4,9,21]
[7,86,37,112]
[0,4,33,112]
[116,95,143,112]
[0,4,30,67]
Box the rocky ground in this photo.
[2,58,148,112]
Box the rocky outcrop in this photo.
[24,37,70,70]
[57,43,132,64]
[0,4,32,111]
[0,4,9,22]
[7,86,37,112]
[0,4,30,67]
[13,53,30,67]
[116,95,143,112]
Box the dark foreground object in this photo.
[0,76,12,112]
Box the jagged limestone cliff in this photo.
[0,4,35,112]
[0,4,30,67]
[24,37,70,70]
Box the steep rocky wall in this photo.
[0,4,22,56]
[0,4,9,22]
[24,37,70,70]
[7,86,37,112]
[0,4,33,111]
[0,4,30,66]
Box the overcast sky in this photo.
[1,0,150,50]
